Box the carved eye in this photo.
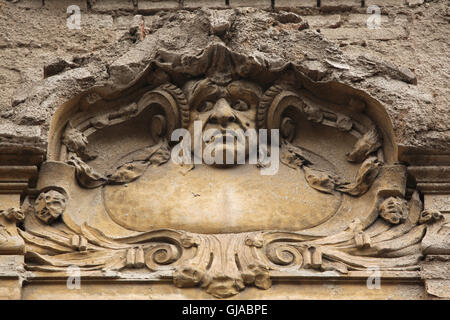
[197,101,214,113]
[232,100,249,111]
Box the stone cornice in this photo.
[408,166,450,194]
[0,166,38,194]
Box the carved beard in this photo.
[36,206,61,224]
[204,134,249,167]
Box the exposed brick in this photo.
[320,26,407,40]
[14,0,43,9]
[306,14,342,28]
[229,0,272,8]
[139,0,179,10]
[365,0,405,7]
[275,0,318,8]
[44,0,88,11]
[183,0,226,8]
[91,0,135,11]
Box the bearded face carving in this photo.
[35,190,67,224]
[184,79,262,167]
[22,43,430,300]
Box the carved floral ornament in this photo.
[2,44,447,298]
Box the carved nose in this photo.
[210,98,236,127]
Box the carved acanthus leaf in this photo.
[67,141,170,188]
[303,167,340,194]
[0,207,25,222]
[108,140,170,184]
[280,140,312,169]
[346,127,382,163]
[67,154,107,188]
[281,141,380,196]
[108,161,148,184]
[62,126,97,161]
[336,156,381,196]
[18,198,432,298]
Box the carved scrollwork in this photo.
[18,44,436,299]
[266,243,304,267]
[335,156,381,196]
[145,244,181,270]
[257,85,369,143]
[158,83,190,129]
[19,221,189,273]
[137,85,184,136]
[172,233,273,298]
[257,84,284,129]
[280,116,296,141]
[61,82,186,190]
[16,189,433,297]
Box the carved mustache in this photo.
[203,114,247,131]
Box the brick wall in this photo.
[14,0,418,11]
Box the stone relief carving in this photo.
[5,44,444,298]
[0,207,25,254]
[34,190,67,224]
[346,127,382,163]
[379,197,409,225]
[419,209,444,225]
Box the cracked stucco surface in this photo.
[0,2,448,157]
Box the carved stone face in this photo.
[419,209,443,224]
[35,190,67,224]
[184,79,262,166]
[379,197,408,224]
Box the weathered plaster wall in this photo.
[0,0,448,160]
